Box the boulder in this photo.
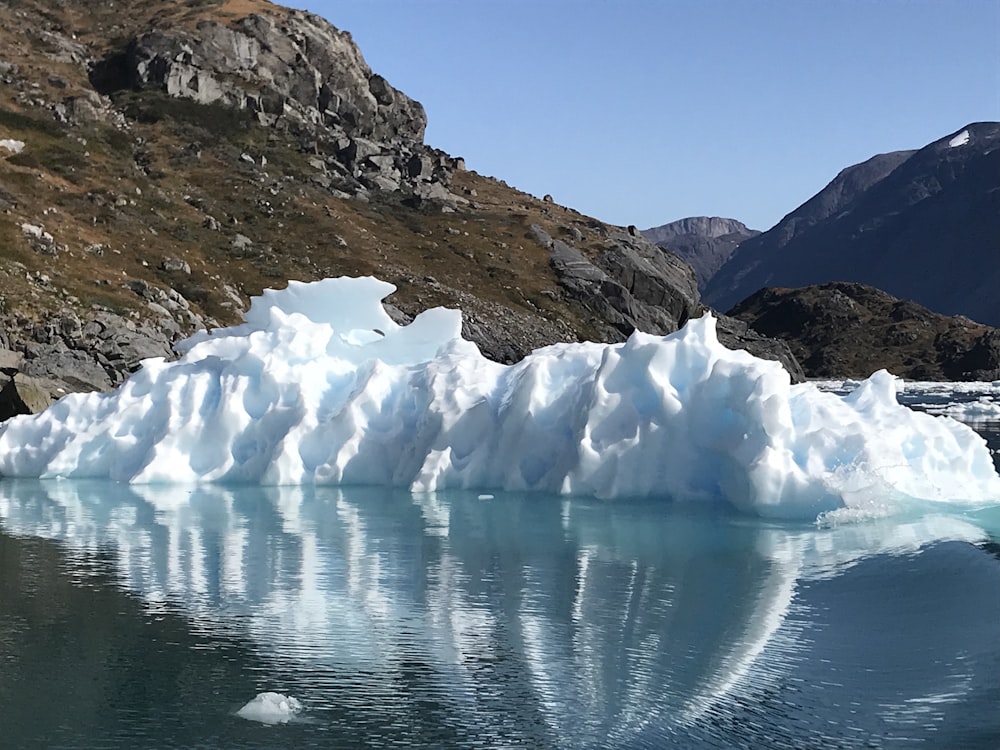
[0,348,24,374]
[0,373,58,420]
[160,257,192,274]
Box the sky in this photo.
[292,0,1000,232]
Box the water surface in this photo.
[2,480,999,748]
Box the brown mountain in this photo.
[0,0,800,416]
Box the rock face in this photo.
[730,282,1000,381]
[642,217,759,292]
[533,224,699,338]
[704,123,1000,324]
[90,7,458,200]
[0,306,177,419]
[712,313,806,383]
[101,12,426,142]
[150,17,419,140]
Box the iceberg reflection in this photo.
[0,481,997,747]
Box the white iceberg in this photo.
[236,692,303,724]
[0,276,997,520]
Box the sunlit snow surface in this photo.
[948,129,971,147]
[0,277,998,521]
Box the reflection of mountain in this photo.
[1,482,997,747]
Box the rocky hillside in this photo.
[642,216,759,292]
[730,282,1000,381]
[704,123,1000,324]
[0,0,801,417]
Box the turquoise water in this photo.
[1,480,999,748]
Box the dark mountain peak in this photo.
[928,121,1000,153]
[766,149,916,247]
[703,122,1000,324]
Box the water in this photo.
[2,475,1000,749]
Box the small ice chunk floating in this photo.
[236,692,303,725]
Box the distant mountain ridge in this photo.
[702,122,1000,325]
[641,216,759,292]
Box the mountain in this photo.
[0,0,800,416]
[730,282,1000,381]
[641,216,759,292]
[703,123,1000,325]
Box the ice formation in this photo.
[236,692,302,724]
[0,276,997,519]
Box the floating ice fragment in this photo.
[236,692,303,725]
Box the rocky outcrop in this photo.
[704,123,1000,324]
[100,12,425,141]
[533,223,700,338]
[90,7,463,204]
[642,217,759,291]
[729,282,1000,381]
[0,279,203,419]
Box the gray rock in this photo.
[411,181,466,208]
[532,223,804,380]
[22,344,113,392]
[231,234,253,252]
[535,223,699,338]
[0,348,24,374]
[596,229,700,333]
[160,257,192,274]
[0,373,57,420]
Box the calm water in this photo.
[2,478,1000,749]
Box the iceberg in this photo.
[236,692,303,725]
[0,276,997,520]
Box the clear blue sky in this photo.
[293,0,1000,232]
